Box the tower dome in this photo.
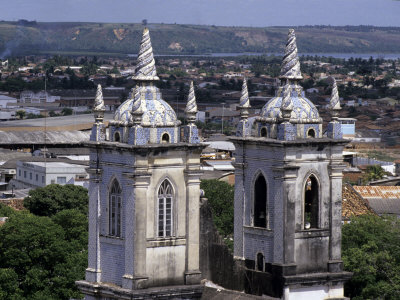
[113,83,179,127]
[258,83,321,124]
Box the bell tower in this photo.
[231,29,351,299]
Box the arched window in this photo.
[307,128,316,138]
[254,174,267,228]
[109,179,122,237]
[304,175,319,229]
[260,127,268,137]
[256,253,264,271]
[161,133,170,143]
[158,180,173,237]
[114,131,121,142]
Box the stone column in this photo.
[184,155,202,284]
[85,167,103,283]
[233,143,245,260]
[328,145,346,272]
[121,172,136,289]
[132,166,151,288]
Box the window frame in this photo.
[109,179,122,237]
[303,174,320,230]
[157,179,174,238]
[252,171,269,229]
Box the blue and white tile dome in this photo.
[114,84,179,127]
[259,84,321,124]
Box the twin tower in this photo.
[77,28,351,300]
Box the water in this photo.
[128,52,400,60]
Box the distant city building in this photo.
[19,90,60,104]
[338,118,356,139]
[0,94,17,108]
[15,161,88,188]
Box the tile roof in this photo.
[353,185,400,215]
[342,184,376,220]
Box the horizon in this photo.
[3,0,400,27]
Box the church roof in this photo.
[114,84,179,127]
[258,83,321,124]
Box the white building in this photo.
[19,91,60,104]
[0,94,18,108]
[15,161,88,188]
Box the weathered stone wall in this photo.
[199,198,244,291]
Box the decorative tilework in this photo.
[327,122,343,139]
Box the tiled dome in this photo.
[259,84,321,124]
[114,84,179,127]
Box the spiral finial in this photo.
[239,78,250,108]
[185,81,198,114]
[281,84,293,121]
[133,28,159,81]
[280,29,302,80]
[330,77,341,111]
[93,84,105,111]
[131,86,144,114]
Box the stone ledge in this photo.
[76,280,203,300]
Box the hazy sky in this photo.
[2,0,400,27]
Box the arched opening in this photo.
[161,133,170,143]
[109,179,122,237]
[114,131,121,142]
[260,127,268,137]
[254,174,267,228]
[158,179,173,237]
[256,253,264,271]
[304,175,319,229]
[307,128,316,138]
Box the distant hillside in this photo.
[1,22,400,57]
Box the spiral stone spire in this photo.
[131,86,144,125]
[281,84,293,121]
[185,81,198,114]
[133,28,159,81]
[330,77,341,111]
[280,29,302,80]
[94,84,105,112]
[239,78,250,108]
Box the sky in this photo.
[2,0,400,27]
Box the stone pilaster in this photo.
[85,167,103,283]
[184,159,202,284]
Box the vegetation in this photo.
[363,165,386,183]
[24,184,88,217]
[342,215,400,300]
[0,185,89,299]
[2,22,400,56]
[200,179,234,237]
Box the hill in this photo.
[1,22,400,57]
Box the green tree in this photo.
[16,110,25,120]
[0,268,23,299]
[363,165,386,183]
[342,215,400,299]
[0,212,86,299]
[200,179,234,237]
[24,184,88,217]
[61,107,73,116]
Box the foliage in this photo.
[200,179,234,237]
[0,210,87,299]
[24,184,88,217]
[15,110,25,120]
[342,215,400,300]
[0,203,17,218]
[61,107,73,116]
[363,165,386,183]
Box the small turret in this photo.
[277,84,296,141]
[236,78,251,137]
[181,81,199,144]
[131,86,145,125]
[327,77,343,139]
[90,84,106,142]
[185,81,198,125]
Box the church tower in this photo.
[231,29,351,299]
[77,28,204,299]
